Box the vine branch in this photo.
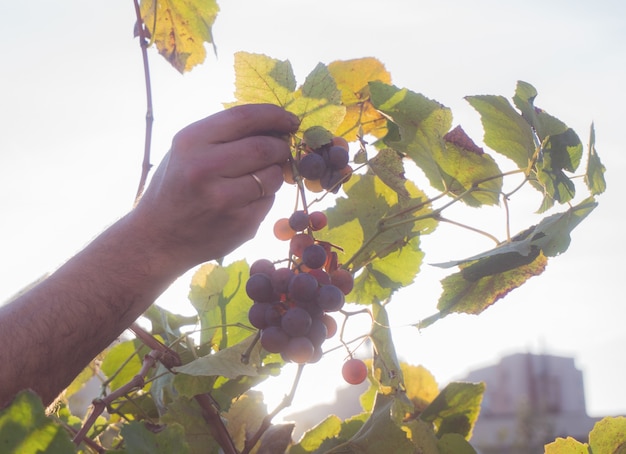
[132,0,154,206]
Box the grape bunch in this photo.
[293,136,353,194]
[246,210,354,364]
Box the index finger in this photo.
[179,104,300,145]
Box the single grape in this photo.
[331,136,350,151]
[327,145,349,170]
[260,326,289,353]
[308,211,328,231]
[250,258,275,277]
[271,267,295,294]
[246,273,275,303]
[316,284,345,312]
[330,268,354,295]
[298,152,326,180]
[289,210,310,232]
[321,313,338,338]
[248,303,270,329]
[282,161,296,184]
[265,302,285,327]
[288,272,319,302]
[274,218,296,241]
[342,358,368,385]
[296,298,323,318]
[302,244,327,270]
[284,336,315,364]
[290,233,314,258]
[320,168,343,193]
[304,178,324,193]
[307,268,331,286]
[307,317,328,346]
[281,306,312,337]
[308,346,324,364]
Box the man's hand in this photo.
[131,103,299,272]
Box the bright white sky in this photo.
[1,0,625,425]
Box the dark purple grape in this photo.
[246,273,274,303]
[265,302,284,327]
[316,284,345,312]
[260,326,289,353]
[250,258,275,276]
[271,267,295,294]
[295,299,324,318]
[320,168,343,192]
[281,306,312,337]
[289,210,310,232]
[307,317,328,346]
[307,268,331,286]
[298,152,326,180]
[302,244,327,270]
[288,272,319,302]
[283,336,315,364]
[248,303,270,329]
[327,145,349,170]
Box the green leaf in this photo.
[370,82,452,192]
[188,262,230,312]
[371,83,501,206]
[544,437,590,454]
[513,80,569,140]
[420,251,548,328]
[316,173,436,303]
[368,149,410,199]
[140,0,219,73]
[351,236,424,305]
[370,303,405,397]
[223,391,268,452]
[121,420,190,454]
[173,334,261,378]
[100,339,147,392]
[440,125,503,206]
[161,397,220,453]
[420,382,485,439]
[589,416,626,454]
[325,393,439,454]
[229,51,296,106]
[535,128,583,207]
[437,433,478,454]
[289,415,342,454]
[433,197,598,271]
[191,260,254,348]
[0,390,75,453]
[585,123,607,195]
[290,63,346,133]
[466,94,535,169]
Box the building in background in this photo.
[461,352,603,454]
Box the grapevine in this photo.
[0,4,609,452]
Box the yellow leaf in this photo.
[328,58,391,141]
[401,364,439,414]
[140,0,219,73]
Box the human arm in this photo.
[0,104,299,407]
